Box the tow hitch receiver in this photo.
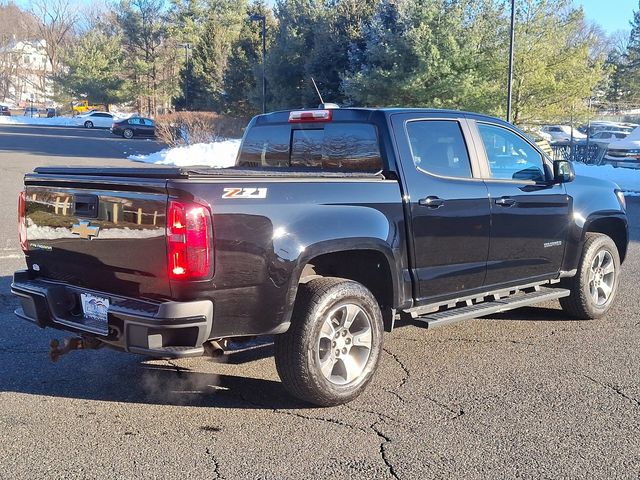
[49,337,104,362]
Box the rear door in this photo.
[469,120,570,286]
[91,112,113,128]
[142,119,155,136]
[391,113,491,303]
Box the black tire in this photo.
[560,233,620,319]
[123,128,134,139]
[84,120,93,128]
[274,277,384,406]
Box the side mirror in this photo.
[553,160,575,184]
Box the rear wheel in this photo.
[274,277,384,406]
[123,128,134,139]
[560,233,620,319]
[84,120,93,128]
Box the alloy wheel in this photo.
[316,303,373,386]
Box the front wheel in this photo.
[274,277,384,406]
[84,120,93,128]
[560,233,621,319]
[123,128,134,139]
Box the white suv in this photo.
[541,125,587,145]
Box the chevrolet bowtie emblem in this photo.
[71,220,100,239]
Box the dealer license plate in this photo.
[80,293,110,324]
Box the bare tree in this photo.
[0,2,39,102]
[28,0,79,76]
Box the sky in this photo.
[8,0,639,36]
[575,0,638,34]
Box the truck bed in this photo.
[34,166,388,179]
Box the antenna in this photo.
[310,77,324,105]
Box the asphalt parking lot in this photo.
[0,124,638,479]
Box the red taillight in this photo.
[18,190,27,252]
[288,109,332,123]
[167,200,212,279]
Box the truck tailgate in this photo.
[23,175,170,300]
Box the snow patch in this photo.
[128,140,241,167]
[0,115,79,127]
[573,162,640,194]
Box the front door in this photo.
[471,121,570,287]
[391,114,491,304]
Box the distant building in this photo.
[0,39,53,106]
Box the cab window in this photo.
[237,123,382,171]
[478,123,546,183]
[405,120,473,178]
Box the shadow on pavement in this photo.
[0,124,162,159]
[481,306,581,322]
[0,275,307,410]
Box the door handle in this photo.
[418,196,444,208]
[495,197,516,207]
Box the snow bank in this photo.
[0,115,80,127]
[128,140,241,167]
[573,163,640,195]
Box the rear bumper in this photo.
[11,270,213,358]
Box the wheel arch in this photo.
[584,215,628,263]
[284,239,402,332]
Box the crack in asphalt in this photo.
[393,335,536,347]
[423,393,465,420]
[383,347,410,390]
[344,404,397,424]
[581,373,640,408]
[229,388,403,477]
[229,389,370,434]
[275,409,370,434]
[205,447,223,479]
[371,422,400,480]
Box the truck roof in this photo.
[254,107,508,126]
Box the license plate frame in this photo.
[80,292,110,326]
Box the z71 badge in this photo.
[222,187,268,199]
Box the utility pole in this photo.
[180,43,192,111]
[506,0,516,123]
[249,14,267,114]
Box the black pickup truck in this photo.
[12,108,628,406]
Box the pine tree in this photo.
[221,1,274,116]
[265,0,322,109]
[116,0,168,115]
[621,2,640,103]
[54,29,131,108]
[181,0,246,111]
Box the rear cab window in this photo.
[237,121,382,172]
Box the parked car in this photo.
[0,105,10,116]
[602,126,640,169]
[541,125,587,144]
[45,107,57,118]
[111,116,155,139]
[587,122,635,137]
[12,107,628,406]
[23,106,39,117]
[76,111,119,129]
[588,130,629,148]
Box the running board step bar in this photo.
[413,287,570,329]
